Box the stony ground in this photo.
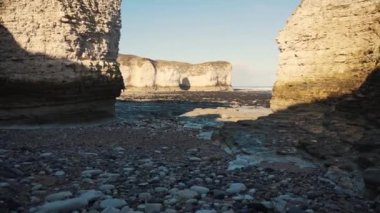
[0,91,379,213]
[119,90,271,108]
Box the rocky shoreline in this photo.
[0,91,378,212]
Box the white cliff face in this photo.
[271,0,380,111]
[118,56,156,88]
[0,0,123,123]
[118,55,232,92]
[1,0,122,82]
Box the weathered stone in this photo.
[154,187,168,193]
[226,183,247,194]
[138,192,152,202]
[195,210,216,213]
[82,169,103,178]
[232,194,254,201]
[325,166,366,195]
[35,190,103,213]
[99,184,116,193]
[271,0,380,111]
[100,198,127,209]
[144,203,162,213]
[190,185,210,195]
[102,207,121,213]
[0,0,124,124]
[176,189,198,200]
[118,54,232,92]
[35,197,88,213]
[45,191,73,202]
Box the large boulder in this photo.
[118,54,232,92]
[271,0,380,111]
[0,0,124,124]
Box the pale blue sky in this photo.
[119,0,301,87]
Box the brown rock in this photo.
[271,0,380,111]
[0,0,124,124]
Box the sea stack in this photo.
[271,0,380,111]
[118,54,232,92]
[0,0,124,124]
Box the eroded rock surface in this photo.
[271,0,380,111]
[0,0,124,124]
[118,54,232,92]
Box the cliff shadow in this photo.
[0,25,124,126]
[213,67,380,198]
[163,67,380,198]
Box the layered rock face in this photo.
[118,55,232,92]
[0,0,123,124]
[271,0,380,111]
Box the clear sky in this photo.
[119,0,301,87]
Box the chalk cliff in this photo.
[0,0,123,124]
[118,54,232,92]
[271,0,380,111]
